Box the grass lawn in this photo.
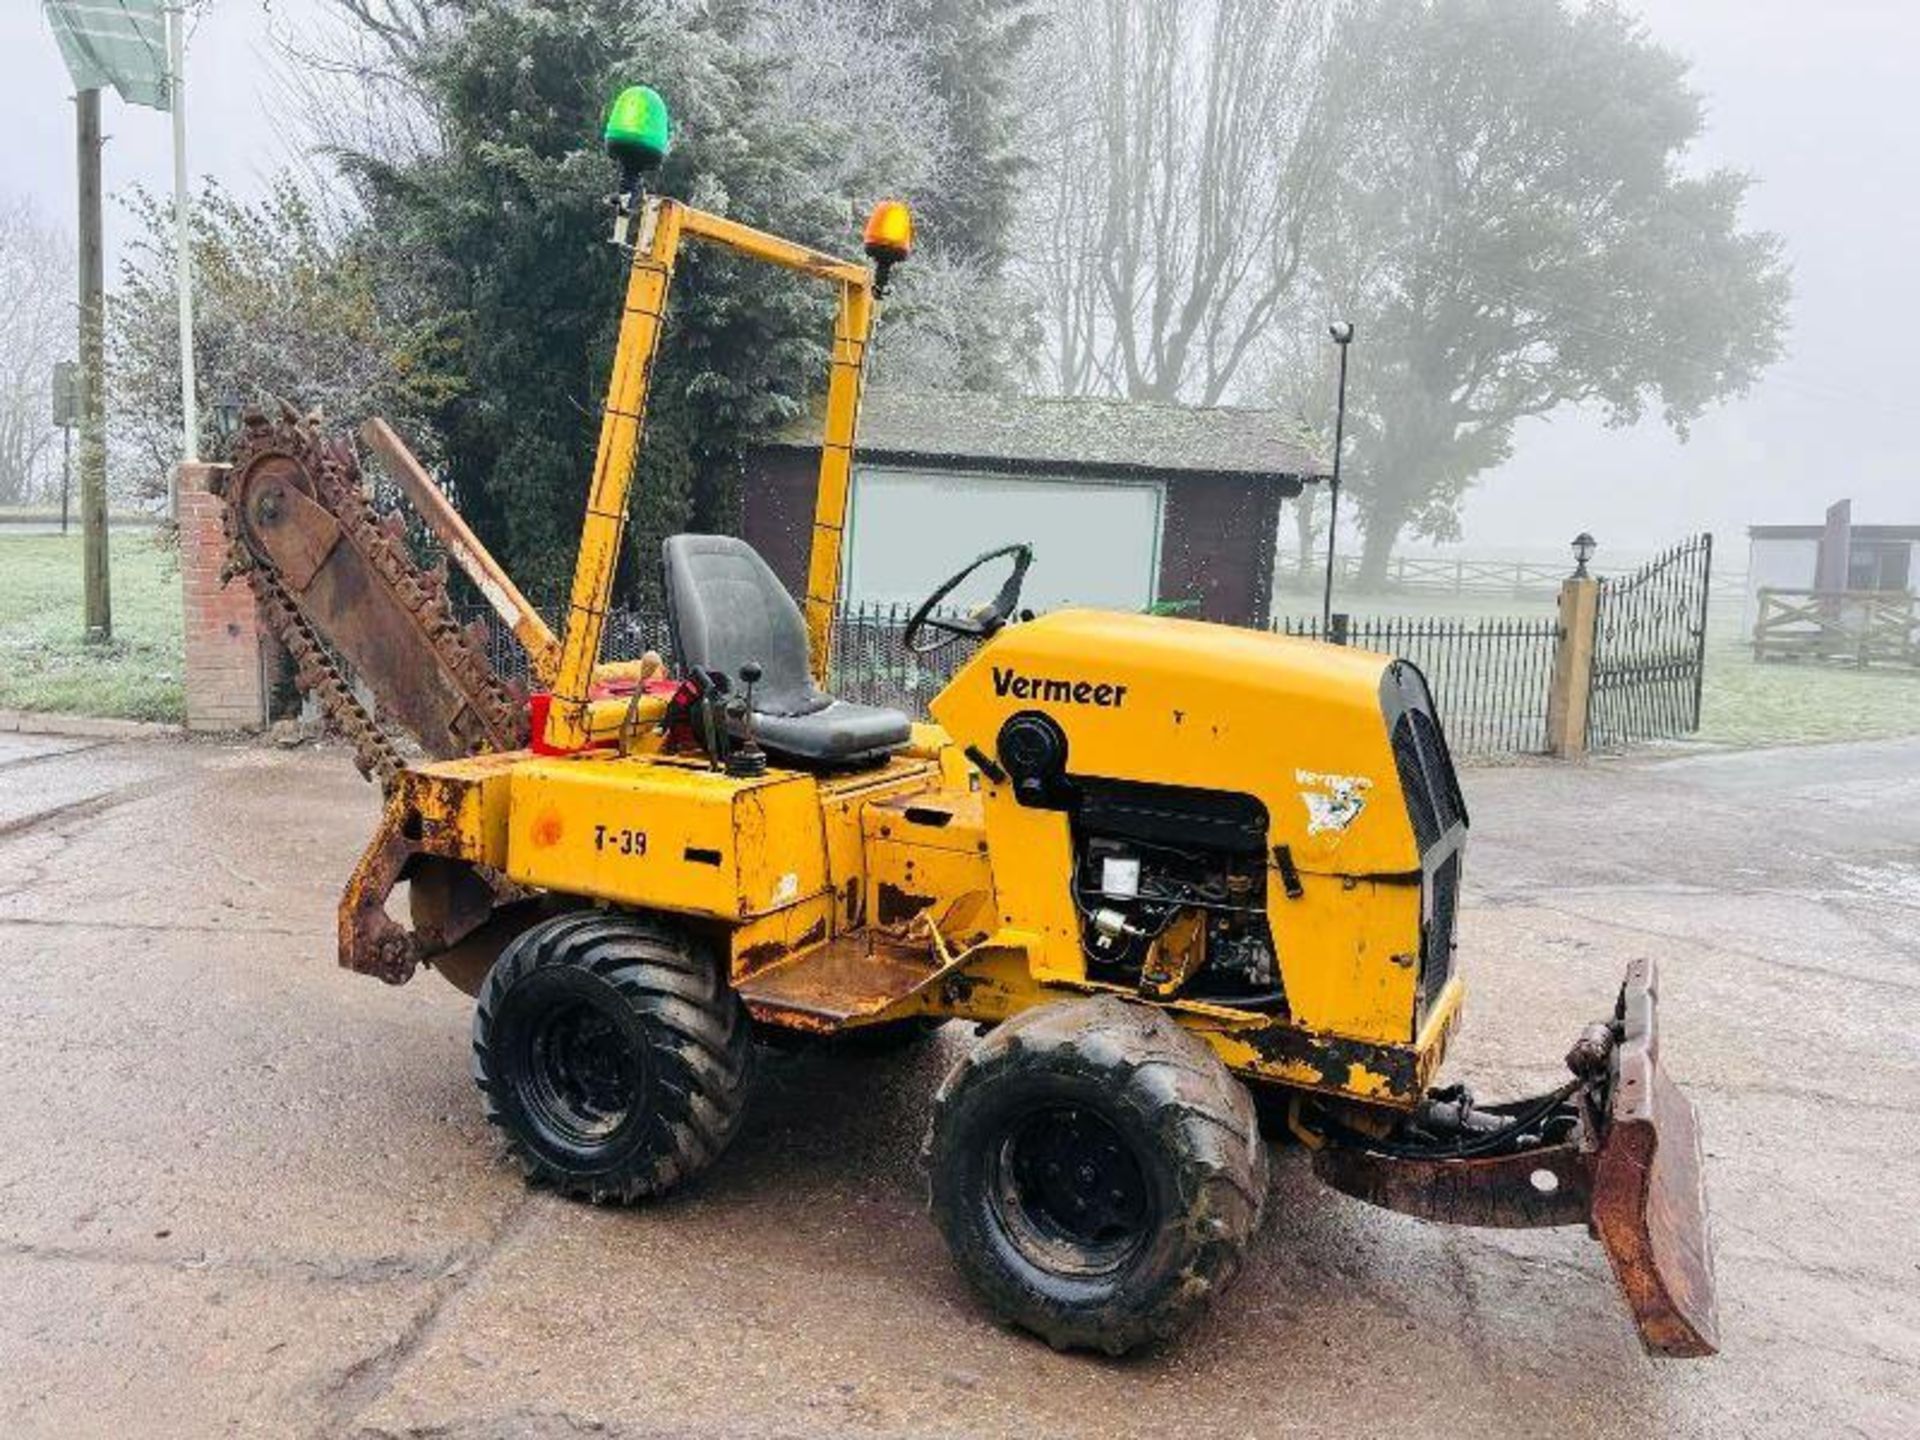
[1272,581,1558,623]
[0,532,185,723]
[1697,638,1920,747]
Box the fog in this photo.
[3,0,1914,552]
[1466,0,1920,553]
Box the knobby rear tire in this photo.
[472,910,754,1203]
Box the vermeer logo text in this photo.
[992,667,1129,707]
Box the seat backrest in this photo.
[663,534,818,713]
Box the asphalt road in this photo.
[0,731,1915,1438]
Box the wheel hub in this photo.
[994,1105,1151,1274]
[523,1000,640,1144]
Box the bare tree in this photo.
[108,179,459,502]
[1019,0,1340,403]
[260,0,456,185]
[872,249,1041,393]
[1242,334,1337,582]
[0,198,76,507]
[738,0,951,203]
[310,0,450,70]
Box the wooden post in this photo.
[1546,574,1600,756]
[77,87,111,643]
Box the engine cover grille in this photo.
[1383,662,1468,1028]
[1422,850,1461,1019]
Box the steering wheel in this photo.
[902,543,1034,655]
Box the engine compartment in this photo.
[1066,779,1285,1010]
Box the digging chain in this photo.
[216,407,526,790]
[244,563,405,788]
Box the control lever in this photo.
[693,668,731,770]
[725,661,769,777]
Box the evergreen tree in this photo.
[345,0,947,603]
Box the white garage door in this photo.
[844,466,1164,613]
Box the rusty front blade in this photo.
[1590,957,1720,1357]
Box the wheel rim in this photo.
[989,1105,1152,1277]
[518,997,643,1149]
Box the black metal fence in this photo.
[829,602,972,713]
[1274,614,1563,757]
[1588,534,1713,748]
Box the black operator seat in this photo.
[662,534,912,766]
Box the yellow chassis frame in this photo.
[532,197,877,752]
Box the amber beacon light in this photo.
[863,200,913,292]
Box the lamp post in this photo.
[1572,531,1597,579]
[1321,321,1355,632]
[167,2,198,468]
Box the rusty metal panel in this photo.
[861,788,989,855]
[815,758,944,934]
[737,932,938,1031]
[733,778,833,917]
[1313,1136,1592,1229]
[221,413,526,779]
[861,791,994,942]
[1191,976,1464,1107]
[338,798,426,984]
[1591,958,1720,1357]
[1307,959,1717,1359]
[729,895,835,981]
[395,754,519,867]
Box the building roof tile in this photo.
[771,388,1326,486]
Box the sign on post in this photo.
[42,0,168,107]
[51,360,80,429]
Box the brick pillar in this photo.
[178,462,271,732]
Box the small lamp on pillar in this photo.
[1571,531,1597,579]
[210,392,244,457]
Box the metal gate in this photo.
[1587,534,1713,748]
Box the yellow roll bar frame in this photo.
[542,198,880,752]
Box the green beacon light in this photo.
[604,85,671,189]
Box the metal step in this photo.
[735,931,939,1031]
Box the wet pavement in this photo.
[0,730,1915,1438]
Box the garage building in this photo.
[740,389,1324,628]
